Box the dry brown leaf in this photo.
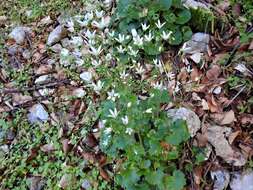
[239,114,253,125]
[62,139,71,154]
[210,110,235,125]
[206,65,221,81]
[193,166,203,187]
[229,131,241,144]
[99,168,110,182]
[206,125,246,166]
[12,93,33,106]
[40,144,55,153]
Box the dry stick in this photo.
[224,85,246,108]
[0,79,70,94]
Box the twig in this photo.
[224,85,246,107]
[0,79,70,94]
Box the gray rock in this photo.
[211,170,230,190]
[28,104,49,123]
[22,49,32,59]
[9,26,31,44]
[81,179,91,189]
[230,170,253,190]
[167,107,201,137]
[181,33,210,54]
[50,43,62,53]
[47,25,68,46]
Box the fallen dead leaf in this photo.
[206,125,246,166]
[239,114,253,125]
[40,144,55,153]
[210,110,235,125]
[206,65,221,81]
[229,131,241,144]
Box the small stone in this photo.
[81,179,91,189]
[35,75,48,84]
[28,104,49,124]
[230,170,253,190]
[50,44,62,53]
[39,16,53,26]
[80,71,92,83]
[73,88,86,98]
[167,107,201,137]
[213,86,222,95]
[47,25,68,46]
[61,38,71,48]
[211,170,230,190]
[22,49,31,59]
[9,26,31,44]
[181,33,210,54]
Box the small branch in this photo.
[0,79,70,94]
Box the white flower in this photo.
[155,19,166,29]
[85,11,94,21]
[174,81,181,94]
[153,59,164,73]
[121,116,129,125]
[161,31,172,40]
[80,71,92,83]
[144,32,153,42]
[95,10,104,18]
[153,81,165,90]
[116,45,125,53]
[141,23,150,31]
[107,90,120,101]
[88,39,96,45]
[92,80,104,93]
[145,108,152,113]
[133,35,144,46]
[104,127,112,134]
[108,30,115,38]
[92,60,102,67]
[136,63,145,74]
[85,29,96,39]
[105,53,112,61]
[125,128,134,135]
[131,28,138,38]
[89,45,103,56]
[127,102,132,108]
[66,20,75,32]
[115,34,126,43]
[128,46,139,57]
[92,17,109,29]
[77,19,89,27]
[159,46,163,52]
[75,59,84,66]
[166,72,175,80]
[70,36,83,47]
[60,48,69,57]
[108,108,119,118]
[120,70,129,79]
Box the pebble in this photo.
[47,25,68,46]
[9,26,31,44]
[28,104,49,124]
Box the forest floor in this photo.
[0,0,253,189]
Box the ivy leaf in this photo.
[143,42,161,55]
[175,9,191,24]
[166,170,186,190]
[169,29,182,45]
[165,120,190,145]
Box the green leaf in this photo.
[146,170,164,186]
[167,150,179,160]
[175,9,191,24]
[119,168,140,189]
[157,0,172,10]
[169,30,182,45]
[182,26,192,41]
[166,170,186,190]
[165,120,190,145]
[143,42,161,56]
[163,12,176,23]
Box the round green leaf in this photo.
[175,9,191,24]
